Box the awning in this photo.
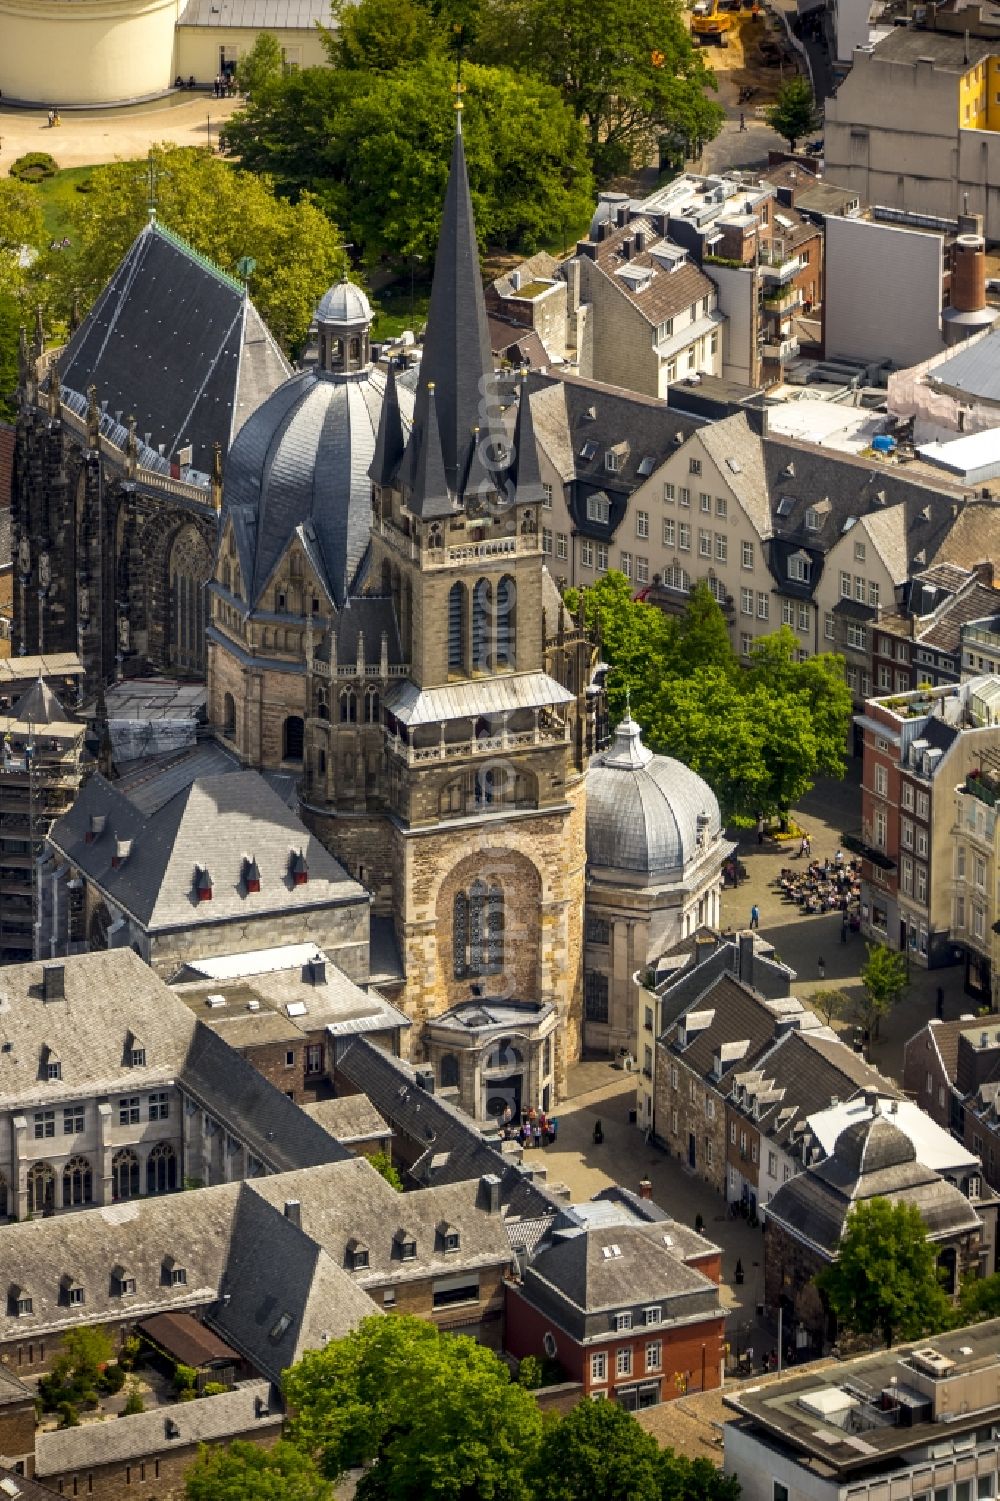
[842,830,896,871]
[383,672,573,728]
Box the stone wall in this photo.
[653,1046,727,1194]
[39,1424,282,1501]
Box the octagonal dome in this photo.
[316,280,372,328]
[585,716,722,880]
[223,364,409,609]
[834,1114,917,1179]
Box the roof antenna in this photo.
[451,25,466,132]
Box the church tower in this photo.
[302,106,598,1088]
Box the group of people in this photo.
[46,109,62,128]
[775,850,863,927]
[212,74,238,98]
[497,1104,558,1149]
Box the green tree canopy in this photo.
[186,1440,331,1501]
[858,942,909,1039]
[327,0,439,70]
[284,1315,542,1500]
[575,575,852,822]
[45,145,347,352]
[764,77,820,151]
[531,1398,662,1501]
[957,1270,1000,1325]
[817,1198,952,1348]
[660,1452,741,1501]
[235,31,284,96]
[0,291,22,423]
[0,178,45,299]
[223,58,594,264]
[364,1151,403,1191]
[476,0,724,178]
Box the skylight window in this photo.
[579,440,598,461]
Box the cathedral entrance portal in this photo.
[483,1072,523,1121]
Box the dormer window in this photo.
[804,507,820,531]
[11,1287,32,1318]
[586,494,611,524]
[605,450,620,474]
[290,851,309,887]
[125,1034,147,1069]
[195,867,213,902]
[347,1238,370,1272]
[111,837,132,869]
[46,1058,62,1082]
[62,1276,85,1307]
[644,1305,662,1325]
[163,1257,187,1287]
[243,856,261,894]
[395,1229,417,1261]
[788,552,812,583]
[438,1222,461,1253]
[113,1266,136,1298]
[614,1311,632,1331]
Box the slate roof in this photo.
[696,413,772,540]
[178,0,329,21]
[223,364,413,608]
[248,1156,513,1285]
[765,1114,981,1256]
[46,770,364,933]
[35,1382,280,1475]
[302,1095,391,1144]
[584,218,718,328]
[664,976,783,1082]
[522,1225,722,1339]
[11,678,73,726]
[0,948,198,1109]
[930,503,1000,572]
[391,124,507,515]
[732,1030,897,1148]
[59,222,290,472]
[0,1468,59,1501]
[918,583,1000,655]
[919,1019,966,1083]
[335,1037,561,1230]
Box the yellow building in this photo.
[0,0,331,108]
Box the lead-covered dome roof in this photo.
[316,280,372,327]
[586,716,722,879]
[223,365,407,610]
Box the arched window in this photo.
[472,578,492,671]
[223,692,236,740]
[89,903,112,952]
[439,780,465,817]
[112,1149,140,1202]
[339,689,357,724]
[453,881,504,978]
[332,338,345,371]
[365,688,380,724]
[169,526,211,674]
[495,575,516,669]
[27,1162,55,1216]
[63,1156,93,1208]
[283,715,304,762]
[317,691,330,721]
[440,1054,460,1089]
[349,336,361,366]
[448,582,466,672]
[147,1143,177,1196]
[318,749,327,776]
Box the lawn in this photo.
[30,165,101,241]
[370,281,431,343]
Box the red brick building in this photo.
[505,1192,724,1411]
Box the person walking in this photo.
[739,111,747,131]
[818,955,826,980]
[750,903,760,930]
[756,816,765,846]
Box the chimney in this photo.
[638,1178,653,1200]
[308,957,326,986]
[284,1200,301,1228]
[971,560,995,586]
[615,206,628,228]
[739,931,755,988]
[479,1173,502,1215]
[414,1066,435,1094]
[634,229,646,254]
[621,236,633,261]
[596,222,610,245]
[952,232,987,312]
[42,964,65,1002]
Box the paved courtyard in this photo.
[0,94,241,171]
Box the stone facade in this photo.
[653,1051,729,1192]
[13,374,218,691]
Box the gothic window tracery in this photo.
[453,880,504,979]
[169,526,211,674]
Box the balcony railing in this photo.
[758,254,802,284]
[761,337,800,361]
[386,718,570,767]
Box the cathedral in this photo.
[13,105,732,1106]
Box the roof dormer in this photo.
[394,1227,417,1261]
[437,1221,461,1253]
[9,1284,32,1317]
[162,1256,187,1288]
[194,866,213,902]
[61,1275,85,1307]
[124,1031,146,1069]
[346,1237,370,1272]
[242,855,261,894]
[112,1264,136,1297]
[41,1044,62,1083]
[111,837,133,869]
[290,850,309,887]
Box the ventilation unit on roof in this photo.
[286,1001,308,1018]
[205,994,225,1009]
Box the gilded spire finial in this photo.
[451,25,466,129]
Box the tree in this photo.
[818,1198,951,1347]
[235,31,284,98]
[572,571,677,724]
[186,1440,331,1501]
[0,291,22,423]
[858,942,909,1039]
[60,1325,115,1383]
[0,178,45,298]
[812,988,849,1027]
[764,77,819,152]
[283,1315,542,1499]
[675,582,734,676]
[660,1451,741,1501]
[223,59,594,265]
[476,0,724,178]
[327,0,439,70]
[47,145,347,353]
[747,628,853,781]
[365,1151,403,1191]
[957,1271,1000,1324]
[531,1398,662,1501]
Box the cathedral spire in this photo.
[369,361,405,489]
[509,369,545,508]
[399,108,503,513]
[408,382,451,518]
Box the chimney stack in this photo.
[42,964,65,1002]
[952,232,987,313]
[284,1200,301,1228]
[638,1178,653,1200]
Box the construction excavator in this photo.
[690,0,733,44]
